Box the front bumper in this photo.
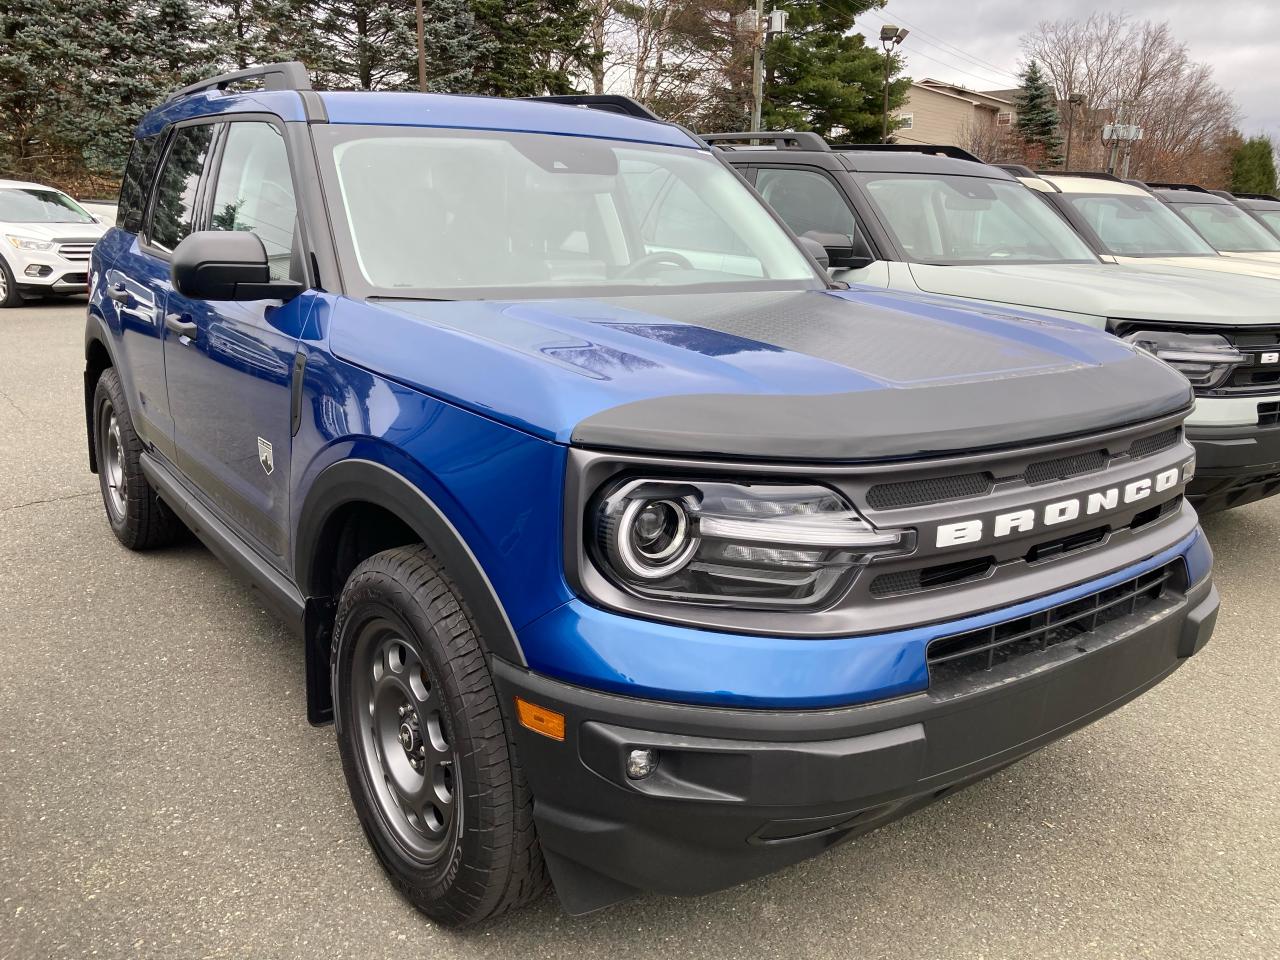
[496,563,1217,915]
[1187,419,1280,512]
[6,249,90,295]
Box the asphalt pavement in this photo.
[1,301,1277,959]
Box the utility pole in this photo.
[415,0,427,93]
[879,26,909,143]
[1063,92,1082,171]
[750,0,765,130]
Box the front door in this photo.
[161,119,309,565]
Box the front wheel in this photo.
[0,257,25,308]
[332,546,547,925]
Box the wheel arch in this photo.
[295,458,528,724]
[84,312,120,474]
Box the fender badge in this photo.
[257,437,274,476]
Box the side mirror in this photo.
[797,235,829,270]
[803,230,875,270]
[171,231,302,302]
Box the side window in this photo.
[209,122,298,280]
[148,124,217,252]
[117,135,162,234]
[755,168,859,239]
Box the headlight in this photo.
[4,234,56,252]
[1122,329,1244,390]
[591,478,911,610]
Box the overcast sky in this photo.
[851,0,1280,138]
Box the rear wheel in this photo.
[92,367,181,549]
[332,546,547,926]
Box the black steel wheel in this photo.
[332,546,547,926]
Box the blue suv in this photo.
[85,63,1219,925]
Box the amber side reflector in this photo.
[515,697,566,742]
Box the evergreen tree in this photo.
[470,0,589,95]
[1231,135,1278,196]
[1014,60,1062,165]
[761,0,906,142]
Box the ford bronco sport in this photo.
[85,64,1219,925]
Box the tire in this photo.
[332,546,547,926]
[0,257,25,308]
[92,367,181,549]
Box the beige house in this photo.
[893,79,1016,150]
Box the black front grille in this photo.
[1128,427,1181,459]
[1024,449,1108,485]
[870,556,995,597]
[927,560,1182,683]
[866,472,993,510]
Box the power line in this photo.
[861,7,1022,85]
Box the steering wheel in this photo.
[618,250,694,279]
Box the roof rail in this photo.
[829,143,982,162]
[1044,170,1127,183]
[527,94,661,122]
[166,61,311,102]
[1235,192,1280,202]
[1145,181,1213,194]
[996,163,1039,178]
[698,131,831,151]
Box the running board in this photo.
[140,452,305,634]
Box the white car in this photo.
[713,138,1280,512]
[1011,171,1280,280]
[0,179,110,307]
[76,199,118,227]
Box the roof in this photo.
[835,151,1011,177]
[1038,173,1150,197]
[1236,195,1280,211]
[0,178,63,192]
[914,79,1015,107]
[1150,187,1229,205]
[134,88,702,151]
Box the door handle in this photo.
[106,283,130,304]
[165,313,199,341]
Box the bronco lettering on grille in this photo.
[935,466,1182,549]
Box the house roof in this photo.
[915,79,1016,108]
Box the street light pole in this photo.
[750,0,765,130]
[880,26,908,143]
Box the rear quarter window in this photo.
[117,135,162,234]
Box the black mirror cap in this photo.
[797,235,830,270]
[170,231,302,302]
[802,230,875,270]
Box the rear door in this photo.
[161,118,307,566]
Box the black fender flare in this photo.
[293,458,527,669]
[83,310,122,473]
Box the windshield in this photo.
[0,188,94,225]
[1173,201,1280,253]
[315,127,821,299]
[1252,209,1280,239]
[1061,193,1217,257]
[854,173,1097,265]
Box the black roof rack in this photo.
[699,131,831,151]
[527,94,661,122]
[166,61,311,102]
[1042,170,1125,182]
[1235,192,1280,202]
[996,163,1039,178]
[829,143,982,162]
[1145,182,1213,193]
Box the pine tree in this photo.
[762,0,908,142]
[1014,60,1062,165]
[470,0,589,95]
[1231,135,1278,196]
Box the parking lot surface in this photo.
[1,301,1277,960]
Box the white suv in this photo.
[0,179,109,307]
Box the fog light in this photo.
[24,264,51,278]
[626,748,658,780]
[1182,458,1196,483]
